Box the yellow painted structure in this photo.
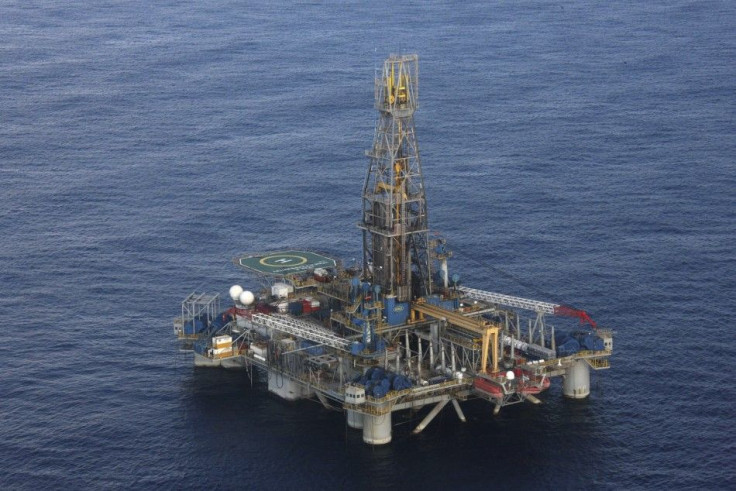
[411,301,500,373]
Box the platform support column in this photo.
[563,359,590,399]
[363,412,392,445]
[405,330,411,371]
[430,322,438,367]
[316,391,332,409]
[412,399,449,434]
[347,410,364,429]
[451,398,466,423]
[417,337,423,378]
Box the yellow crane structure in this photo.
[411,301,500,373]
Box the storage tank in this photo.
[229,285,243,302]
[238,290,255,306]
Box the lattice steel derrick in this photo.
[359,54,431,302]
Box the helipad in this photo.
[237,250,337,276]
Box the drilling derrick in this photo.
[360,54,431,302]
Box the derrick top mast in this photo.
[359,54,431,302]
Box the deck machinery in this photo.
[173,54,613,445]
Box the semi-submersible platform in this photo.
[173,54,613,445]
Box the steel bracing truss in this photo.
[458,286,558,314]
[251,313,350,351]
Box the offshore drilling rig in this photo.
[173,54,613,445]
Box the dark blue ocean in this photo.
[2,1,735,489]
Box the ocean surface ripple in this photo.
[1,1,734,489]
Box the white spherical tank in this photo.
[229,285,243,302]
[239,290,255,306]
[506,370,516,381]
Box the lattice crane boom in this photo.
[458,286,597,328]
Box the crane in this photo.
[458,286,597,329]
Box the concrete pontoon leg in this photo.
[412,399,449,434]
[563,359,590,399]
[267,369,312,400]
[363,413,392,445]
[347,410,364,429]
[451,399,466,423]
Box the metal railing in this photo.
[585,358,611,370]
